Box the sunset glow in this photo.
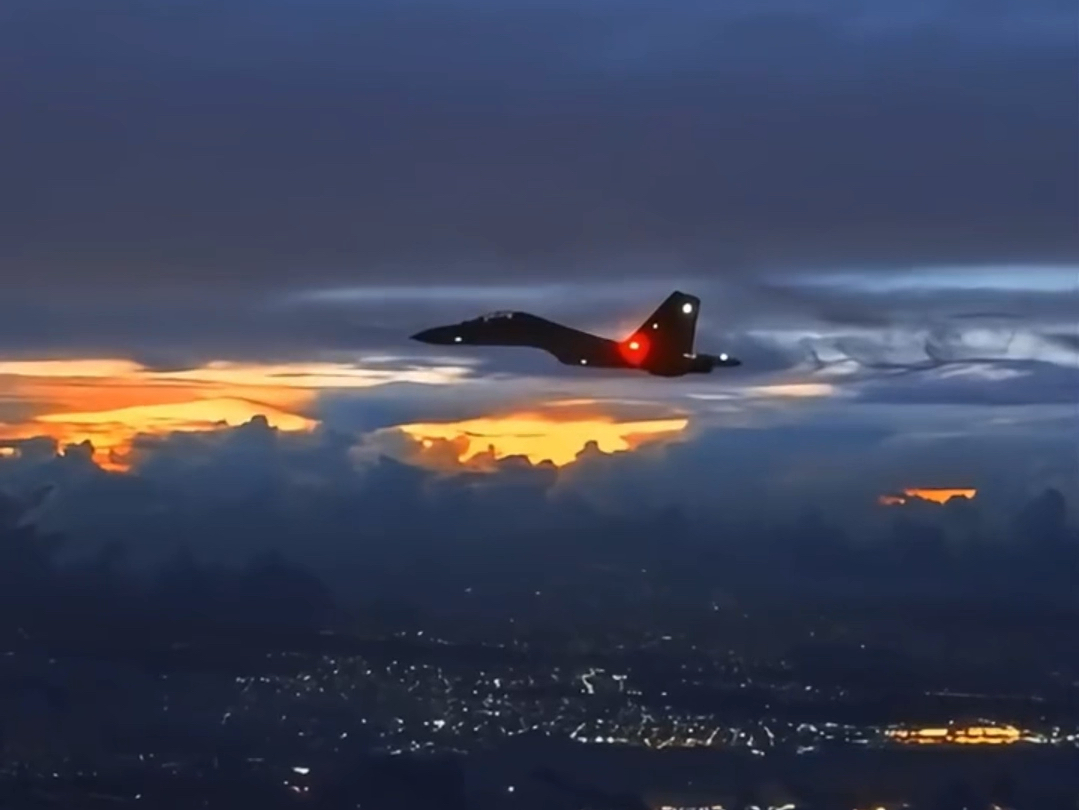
[3,398,315,470]
[746,383,836,398]
[0,357,466,470]
[878,488,978,506]
[397,412,689,468]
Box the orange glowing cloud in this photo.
[745,382,836,398]
[0,396,315,471]
[35,398,315,469]
[878,488,977,506]
[397,412,689,469]
[0,357,467,470]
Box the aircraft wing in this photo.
[536,323,627,368]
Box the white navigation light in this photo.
[580,358,587,365]
[454,336,462,342]
[652,322,659,329]
[681,302,694,314]
[719,353,729,361]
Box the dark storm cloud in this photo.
[1044,331,1079,353]
[852,360,1079,406]
[1,0,1075,297]
[2,408,1072,589]
[744,280,1079,330]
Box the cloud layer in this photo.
[0,405,1073,617]
[0,0,1075,602]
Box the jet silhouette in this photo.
[411,291,741,377]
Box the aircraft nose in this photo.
[410,328,439,344]
[410,326,457,345]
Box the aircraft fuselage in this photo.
[410,291,741,376]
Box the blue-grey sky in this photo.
[0,0,1075,562]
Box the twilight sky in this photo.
[0,0,1076,564]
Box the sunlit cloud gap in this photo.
[397,414,690,468]
[687,383,837,400]
[879,488,978,506]
[778,265,1079,292]
[0,359,469,388]
[0,357,469,470]
[0,359,144,378]
[5,398,314,471]
[35,398,314,430]
[292,277,694,305]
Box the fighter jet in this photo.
[411,290,740,377]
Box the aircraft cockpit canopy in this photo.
[479,310,516,321]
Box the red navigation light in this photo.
[619,332,650,365]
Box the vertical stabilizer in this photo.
[627,291,700,361]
